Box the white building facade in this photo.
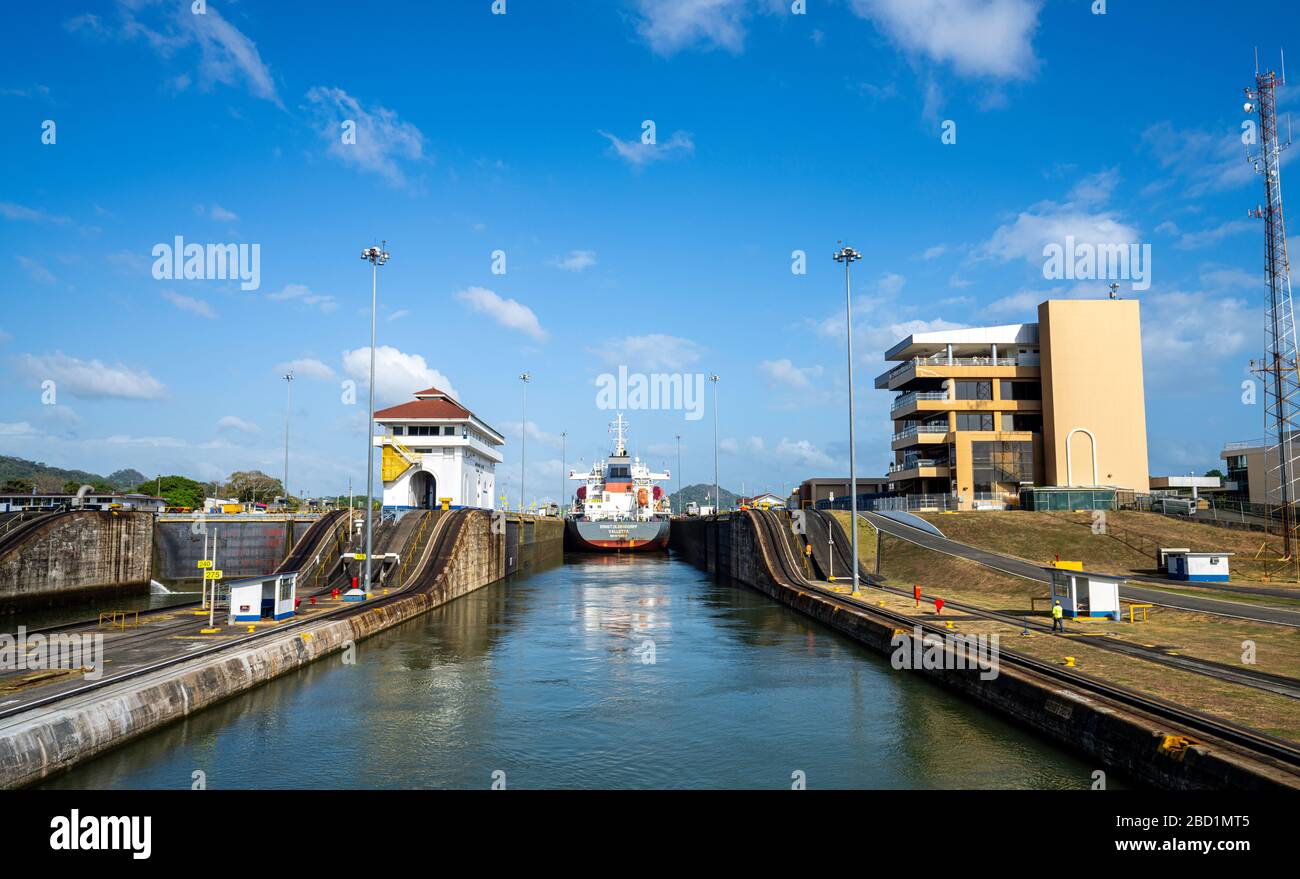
[373,387,504,510]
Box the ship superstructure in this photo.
[565,414,671,551]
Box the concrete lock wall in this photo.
[670,514,1297,791]
[0,510,564,788]
[0,512,154,613]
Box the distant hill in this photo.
[667,482,741,511]
[0,456,145,493]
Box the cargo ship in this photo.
[565,414,671,552]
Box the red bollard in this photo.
[934,597,945,615]
[331,587,340,600]
[310,596,317,605]
[352,575,359,590]
[913,584,921,607]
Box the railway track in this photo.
[803,509,1300,701]
[0,509,468,723]
[746,509,1300,773]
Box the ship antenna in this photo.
[608,412,628,456]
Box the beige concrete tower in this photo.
[1038,299,1150,492]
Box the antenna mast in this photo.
[608,413,628,456]
[1246,60,1300,570]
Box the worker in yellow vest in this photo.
[1051,600,1064,632]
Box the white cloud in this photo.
[387,309,410,322]
[1141,121,1258,197]
[269,283,337,313]
[1199,266,1259,292]
[849,0,1042,80]
[598,129,694,168]
[976,171,1141,267]
[278,357,335,381]
[633,0,750,55]
[758,358,823,391]
[0,202,70,225]
[0,422,36,437]
[502,420,564,448]
[1156,218,1254,251]
[18,352,166,400]
[217,415,260,434]
[305,86,425,186]
[591,334,704,371]
[455,286,546,341]
[550,250,598,272]
[16,256,56,285]
[161,289,216,319]
[983,288,1046,317]
[1141,290,1257,390]
[75,1,279,103]
[774,438,835,469]
[208,204,238,222]
[341,346,458,406]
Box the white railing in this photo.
[890,391,948,411]
[889,459,946,473]
[891,423,950,441]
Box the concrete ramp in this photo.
[871,510,945,537]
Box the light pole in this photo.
[675,433,681,515]
[282,371,294,509]
[560,430,567,516]
[833,244,863,596]
[710,374,720,513]
[360,241,389,595]
[519,372,530,513]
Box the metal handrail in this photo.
[890,391,948,411]
[891,423,950,441]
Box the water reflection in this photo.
[43,552,1113,790]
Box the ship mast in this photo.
[609,412,628,456]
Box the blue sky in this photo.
[0,0,1293,503]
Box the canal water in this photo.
[44,554,1109,789]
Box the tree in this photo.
[1204,469,1225,479]
[136,476,205,510]
[62,480,114,494]
[0,477,35,494]
[223,470,285,503]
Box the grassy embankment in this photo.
[826,509,1300,742]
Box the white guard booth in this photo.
[1048,568,1122,620]
[227,573,297,623]
[1165,550,1233,583]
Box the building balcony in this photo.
[888,460,951,480]
[874,357,1040,392]
[890,391,948,413]
[891,423,952,450]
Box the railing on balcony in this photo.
[891,423,950,442]
[890,390,948,412]
[884,355,1030,380]
[888,458,946,473]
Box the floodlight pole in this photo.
[360,242,389,595]
[834,244,863,596]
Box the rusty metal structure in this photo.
[1246,62,1300,564]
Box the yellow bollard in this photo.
[247,625,256,633]
[944,620,954,629]
[1063,656,1076,668]
[200,627,220,634]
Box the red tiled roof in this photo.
[413,386,457,401]
[373,398,471,419]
